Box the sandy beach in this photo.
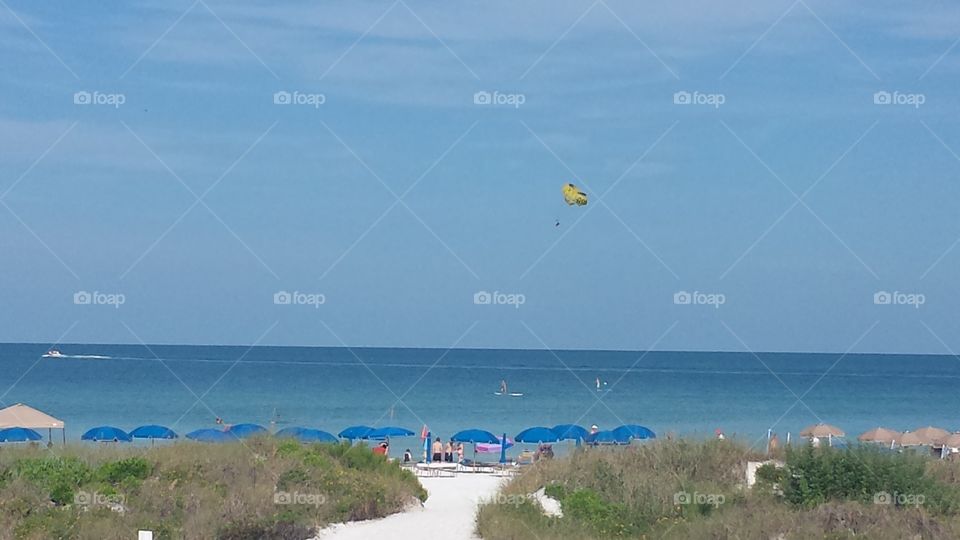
[315,474,506,540]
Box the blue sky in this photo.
[1,0,959,354]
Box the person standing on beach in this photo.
[444,440,453,462]
[457,442,464,462]
[432,437,443,462]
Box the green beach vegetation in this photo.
[477,439,960,539]
[0,437,426,540]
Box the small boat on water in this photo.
[42,348,64,358]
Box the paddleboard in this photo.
[494,392,524,397]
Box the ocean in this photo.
[1,343,956,453]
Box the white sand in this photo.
[315,474,507,540]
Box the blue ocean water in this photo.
[1,343,956,453]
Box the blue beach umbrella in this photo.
[451,429,500,444]
[0,427,43,442]
[226,423,268,438]
[81,426,132,442]
[130,425,178,440]
[585,430,629,445]
[552,424,589,441]
[339,425,374,440]
[275,427,338,443]
[612,425,656,441]
[516,426,561,443]
[367,426,415,440]
[186,428,234,443]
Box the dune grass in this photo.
[0,437,426,540]
[476,439,960,539]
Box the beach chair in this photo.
[516,450,536,466]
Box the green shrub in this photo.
[562,488,635,536]
[217,518,313,540]
[96,457,151,485]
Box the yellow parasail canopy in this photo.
[562,183,588,206]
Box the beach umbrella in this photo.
[912,426,949,445]
[451,429,500,444]
[0,427,43,442]
[130,425,178,440]
[226,423,267,439]
[858,427,901,445]
[552,424,589,441]
[275,427,338,443]
[339,425,374,440]
[612,425,656,441]
[799,423,845,438]
[942,433,960,448]
[367,426,415,440]
[81,426,132,442]
[515,427,560,444]
[499,433,508,464]
[186,428,234,443]
[899,431,926,447]
[585,430,629,445]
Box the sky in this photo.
[1,0,959,354]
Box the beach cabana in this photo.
[339,425,374,440]
[515,427,560,444]
[275,427,338,443]
[130,425,178,443]
[552,424,589,441]
[800,423,844,447]
[911,426,949,445]
[81,426,132,442]
[898,431,926,447]
[226,423,267,439]
[0,403,65,445]
[0,427,43,443]
[186,428,234,443]
[612,424,656,441]
[858,427,901,446]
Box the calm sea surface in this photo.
[1,343,955,454]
